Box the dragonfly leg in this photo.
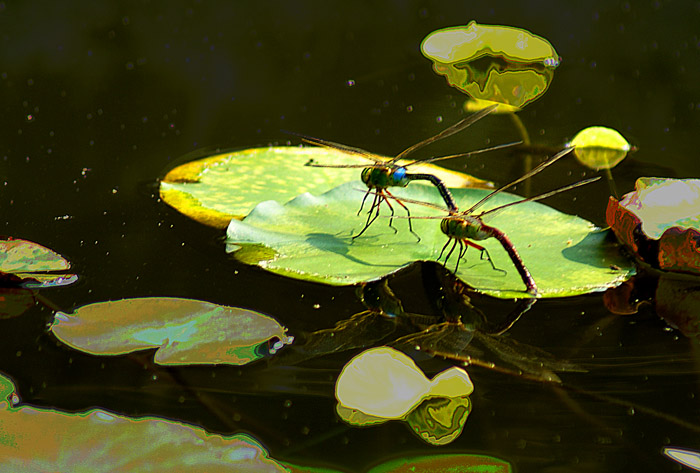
[438,238,453,264]
[458,241,469,262]
[465,240,507,274]
[384,189,420,242]
[381,193,398,234]
[357,188,372,216]
[352,192,381,239]
[453,240,465,273]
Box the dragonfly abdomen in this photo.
[487,225,538,295]
[407,173,458,213]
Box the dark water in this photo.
[2,2,700,472]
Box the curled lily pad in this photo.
[226,181,634,298]
[0,237,77,288]
[404,395,472,446]
[0,372,287,472]
[50,297,293,365]
[569,126,633,171]
[421,21,560,109]
[606,177,700,275]
[336,395,472,447]
[335,347,473,446]
[160,146,486,228]
[335,347,473,419]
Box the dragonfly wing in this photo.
[298,135,386,163]
[393,104,498,163]
[471,330,586,375]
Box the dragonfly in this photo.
[299,104,512,240]
[380,147,601,296]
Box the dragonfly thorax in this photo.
[440,215,491,241]
[361,166,409,189]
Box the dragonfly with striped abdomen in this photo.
[378,147,601,296]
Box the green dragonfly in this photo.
[381,147,601,296]
[299,105,515,240]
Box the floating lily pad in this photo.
[366,454,512,473]
[50,297,293,365]
[663,447,700,472]
[606,177,700,275]
[283,453,511,473]
[334,347,473,446]
[160,146,487,228]
[335,347,473,420]
[226,181,634,298]
[0,237,77,288]
[421,21,560,109]
[0,372,288,472]
[569,126,632,171]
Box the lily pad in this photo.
[569,126,632,171]
[283,454,512,473]
[335,347,473,446]
[335,347,473,420]
[50,297,293,365]
[336,395,472,447]
[226,181,634,298]
[0,372,288,472]
[421,22,560,109]
[606,177,700,275]
[663,447,700,472]
[160,146,487,228]
[0,237,77,288]
[366,454,512,473]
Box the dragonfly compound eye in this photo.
[360,167,373,185]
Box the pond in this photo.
[2,2,699,472]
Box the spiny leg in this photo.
[438,238,453,264]
[352,192,381,239]
[458,241,469,262]
[357,188,372,216]
[454,240,466,273]
[381,192,398,234]
[465,240,507,275]
[444,239,459,271]
[384,189,420,242]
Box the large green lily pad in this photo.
[160,146,487,228]
[226,181,633,298]
[50,297,293,365]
